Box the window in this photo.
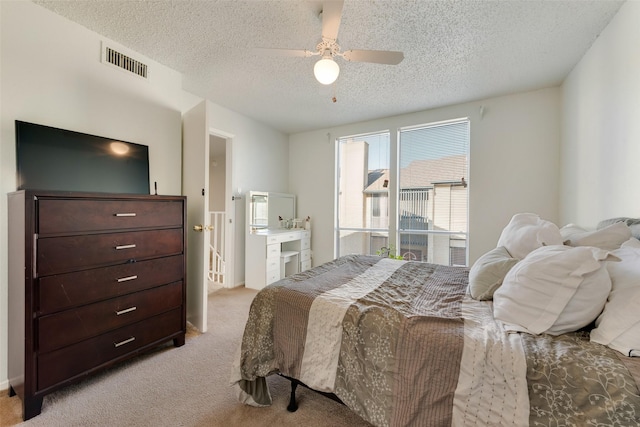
[398,119,469,265]
[335,119,469,266]
[371,194,381,217]
[336,132,390,256]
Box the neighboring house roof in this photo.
[364,155,467,193]
[366,169,386,188]
[364,169,389,194]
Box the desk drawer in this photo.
[266,243,281,259]
[267,232,300,244]
[300,249,311,263]
[266,269,280,285]
[266,257,280,273]
[38,199,184,234]
[38,255,184,315]
[37,308,183,391]
[38,281,183,353]
[266,235,281,245]
[38,229,183,275]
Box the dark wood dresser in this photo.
[7,190,187,420]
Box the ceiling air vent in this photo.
[101,43,148,79]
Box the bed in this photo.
[231,215,640,426]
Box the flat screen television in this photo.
[16,121,150,194]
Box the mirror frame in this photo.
[247,190,296,230]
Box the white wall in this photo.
[561,0,640,227]
[206,102,289,197]
[0,1,184,389]
[290,87,562,267]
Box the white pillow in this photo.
[590,245,640,357]
[560,221,631,250]
[621,237,640,249]
[496,213,563,260]
[598,217,640,240]
[493,245,616,336]
[468,246,519,301]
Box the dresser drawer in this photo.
[37,228,183,276]
[38,255,184,315]
[300,249,311,262]
[38,198,184,234]
[37,308,183,391]
[38,281,183,353]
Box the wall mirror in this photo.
[248,191,296,230]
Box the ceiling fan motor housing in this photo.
[317,38,341,58]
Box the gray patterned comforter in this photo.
[231,255,640,426]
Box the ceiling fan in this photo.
[256,0,404,85]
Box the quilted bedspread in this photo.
[231,255,640,426]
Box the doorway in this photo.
[208,134,230,293]
[182,100,236,333]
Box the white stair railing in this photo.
[208,211,226,285]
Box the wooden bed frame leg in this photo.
[287,380,298,412]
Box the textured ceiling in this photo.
[33,0,624,134]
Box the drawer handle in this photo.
[115,213,137,217]
[114,337,136,348]
[115,306,137,316]
[115,244,136,250]
[117,275,138,283]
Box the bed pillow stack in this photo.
[479,213,640,357]
[493,245,617,335]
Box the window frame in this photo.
[334,118,470,266]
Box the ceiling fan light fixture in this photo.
[314,57,340,85]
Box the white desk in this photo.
[245,228,311,290]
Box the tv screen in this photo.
[16,121,150,194]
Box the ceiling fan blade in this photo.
[322,1,344,41]
[253,48,316,58]
[342,49,404,65]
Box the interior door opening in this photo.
[183,100,236,333]
[207,131,235,294]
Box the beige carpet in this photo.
[0,287,371,427]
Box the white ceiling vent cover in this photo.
[101,42,148,79]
